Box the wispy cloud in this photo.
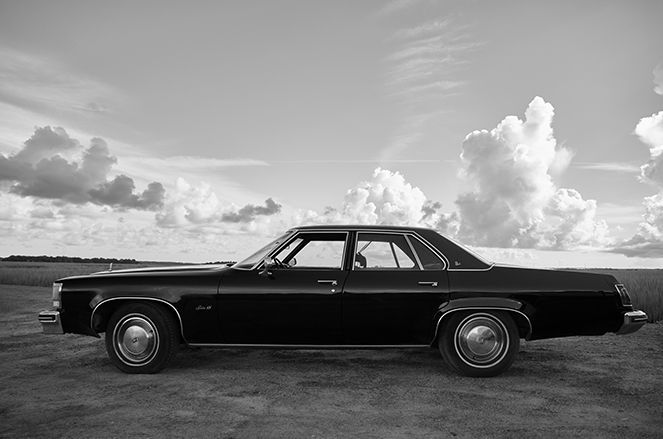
[0,47,122,117]
[140,156,269,170]
[380,15,481,161]
[375,0,426,18]
[573,162,640,173]
[654,62,663,96]
[270,159,446,164]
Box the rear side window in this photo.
[409,237,445,270]
[355,233,418,270]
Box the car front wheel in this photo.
[438,310,519,377]
[105,303,179,374]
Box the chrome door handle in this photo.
[317,279,338,286]
[418,281,438,287]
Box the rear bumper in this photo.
[616,310,648,335]
[38,310,64,334]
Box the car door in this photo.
[218,231,349,344]
[342,231,449,345]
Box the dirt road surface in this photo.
[1,284,661,438]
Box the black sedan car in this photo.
[38,225,647,377]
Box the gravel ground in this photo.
[1,284,662,438]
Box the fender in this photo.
[90,296,188,343]
[431,297,533,344]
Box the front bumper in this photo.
[38,310,64,334]
[616,310,648,335]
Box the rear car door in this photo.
[218,232,348,344]
[342,231,449,345]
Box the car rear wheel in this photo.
[105,303,179,374]
[438,310,519,377]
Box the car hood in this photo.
[58,264,230,282]
[91,264,227,275]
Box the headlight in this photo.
[52,282,63,308]
[615,284,632,306]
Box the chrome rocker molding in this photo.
[187,343,430,349]
[90,297,187,343]
[431,307,533,344]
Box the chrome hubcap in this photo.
[114,314,159,365]
[455,315,507,367]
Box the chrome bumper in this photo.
[616,310,648,335]
[38,310,64,334]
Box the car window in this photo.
[409,236,445,270]
[233,230,294,269]
[355,233,418,270]
[273,233,346,269]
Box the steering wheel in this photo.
[272,257,286,268]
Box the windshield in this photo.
[233,231,294,269]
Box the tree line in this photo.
[2,255,139,264]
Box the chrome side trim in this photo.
[446,264,495,272]
[248,227,492,272]
[431,307,533,344]
[90,297,187,343]
[404,235,424,270]
[187,343,429,349]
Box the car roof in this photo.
[289,224,434,233]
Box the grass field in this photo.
[1,261,660,322]
[0,261,183,287]
[1,284,661,438]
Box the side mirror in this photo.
[289,257,297,267]
[259,257,275,278]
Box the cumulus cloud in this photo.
[614,111,663,257]
[156,178,281,228]
[0,126,164,210]
[156,179,220,227]
[317,167,454,231]
[455,97,609,249]
[636,111,663,186]
[221,198,281,223]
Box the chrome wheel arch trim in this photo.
[431,307,532,345]
[90,297,187,343]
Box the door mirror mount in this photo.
[259,257,275,278]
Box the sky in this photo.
[1,0,663,267]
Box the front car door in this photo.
[342,231,449,345]
[218,231,349,344]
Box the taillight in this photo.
[52,282,63,308]
[615,284,632,306]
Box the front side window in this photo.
[234,231,294,269]
[273,232,347,269]
[354,233,418,270]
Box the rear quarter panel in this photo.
[447,266,624,339]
